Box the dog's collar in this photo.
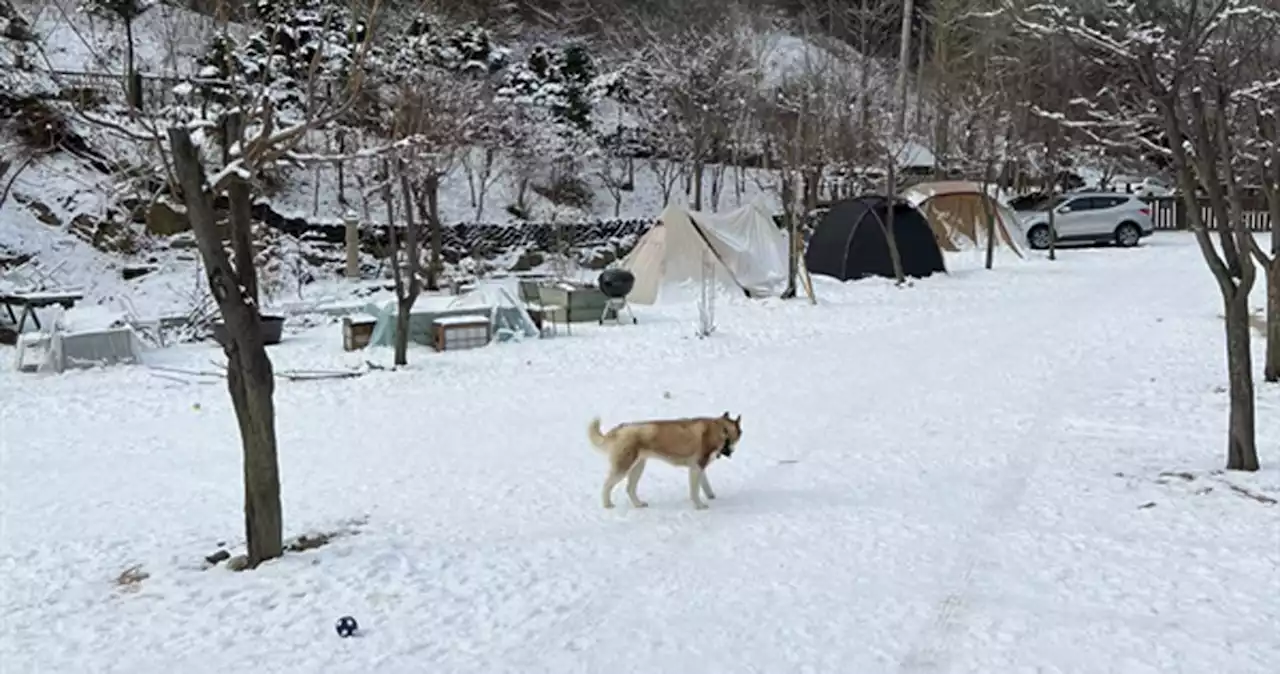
[720,438,733,458]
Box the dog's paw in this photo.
[632,501,649,509]
[706,492,716,500]
[603,502,616,509]
[694,502,710,510]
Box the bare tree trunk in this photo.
[734,164,744,205]
[857,0,872,133]
[390,162,424,367]
[884,162,906,284]
[1267,262,1280,382]
[463,151,478,209]
[475,146,496,222]
[426,172,442,291]
[1224,287,1260,470]
[981,163,997,270]
[516,176,529,212]
[223,114,258,305]
[928,3,952,180]
[1046,144,1058,262]
[781,169,798,299]
[893,0,916,140]
[169,127,282,568]
[913,24,927,131]
[383,168,405,364]
[1212,93,1261,471]
[709,164,724,211]
[1164,103,1259,471]
[1262,181,1280,382]
[693,160,704,210]
[125,20,141,111]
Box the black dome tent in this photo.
[804,196,945,281]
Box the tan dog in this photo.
[587,412,742,510]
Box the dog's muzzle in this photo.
[720,439,734,458]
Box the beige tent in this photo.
[622,200,791,305]
[902,181,1026,256]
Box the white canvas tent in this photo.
[622,200,791,305]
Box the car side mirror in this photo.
[1056,206,1071,214]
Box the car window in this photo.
[1061,198,1093,212]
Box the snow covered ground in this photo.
[1,233,1278,673]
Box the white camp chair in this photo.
[518,279,567,336]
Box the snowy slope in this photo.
[20,0,231,76]
[1,233,1276,673]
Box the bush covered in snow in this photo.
[498,42,598,135]
[195,0,365,112]
[392,14,509,76]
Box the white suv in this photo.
[1020,192,1155,249]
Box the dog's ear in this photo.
[722,411,731,420]
[733,414,741,426]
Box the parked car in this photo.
[1019,192,1154,249]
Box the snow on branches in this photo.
[1012,0,1280,167]
[388,14,510,77]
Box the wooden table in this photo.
[0,291,85,332]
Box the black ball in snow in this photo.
[335,615,359,638]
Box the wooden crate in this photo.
[342,315,377,351]
[432,315,491,352]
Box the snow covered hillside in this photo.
[1,234,1276,672]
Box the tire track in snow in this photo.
[895,252,1176,673]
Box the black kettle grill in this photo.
[596,268,638,325]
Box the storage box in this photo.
[342,314,377,351]
[432,315,491,352]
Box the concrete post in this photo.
[344,213,359,279]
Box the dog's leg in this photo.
[602,466,627,509]
[699,471,716,500]
[688,466,710,510]
[625,458,649,508]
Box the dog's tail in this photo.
[587,417,609,451]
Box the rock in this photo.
[204,549,231,565]
[510,251,544,272]
[69,213,98,241]
[169,234,198,250]
[584,248,618,270]
[122,265,157,281]
[0,251,33,268]
[147,200,190,236]
[14,195,60,227]
[225,554,250,572]
[286,532,331,552]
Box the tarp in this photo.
[363,284,539,348]
[623,199,790,305]
[38,327,144,373]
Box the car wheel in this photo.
[1115,222,1142,248]
[1027,225,1052,250]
